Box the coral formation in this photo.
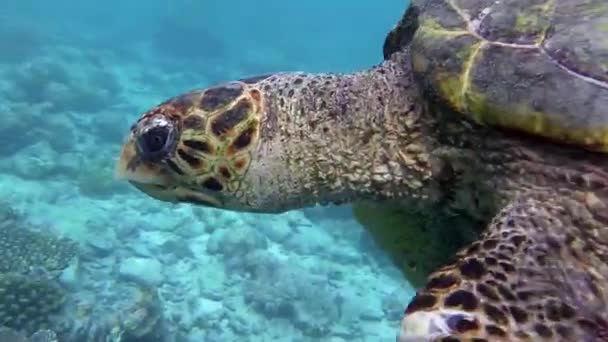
[0,215,78,274]
[59,284,167,342]
[4,51,122,114]
[243,257,341,338]
[0,326,58,342]
[0,273,65,335]
[0,203,77,335]
[118,287,166,341]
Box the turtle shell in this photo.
[409,0,608,152]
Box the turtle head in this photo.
[116,79,283,212]
[117,63,431,213]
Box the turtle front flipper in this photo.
[398,191,608,341]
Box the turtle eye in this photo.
[137,125,174,161]
[444,312,476,333]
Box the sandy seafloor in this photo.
[0,1,415,341]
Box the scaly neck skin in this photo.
[242,51,439,212]
[241,49,608,217]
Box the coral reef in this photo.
[58,284,167,342]
[0,203,78,336]
[4,49,122,114]
[0,327,58,342]
[242,253,341,338]
[0,273,65,335]
[0,210,78,274]
[0,45,125,158]
[118,287,166,341]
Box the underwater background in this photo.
[0,0,414,341]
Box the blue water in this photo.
[0,1,415,341]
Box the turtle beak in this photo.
[115,114,178,187]
[115,136,171,186]
[115,140,223,207]
[115,138,182,203]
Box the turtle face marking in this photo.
[116,80,263,209]
[199,82,244,112]
[210,98,252,138]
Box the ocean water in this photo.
[0,1,415,341]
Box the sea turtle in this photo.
[115,0,608,340]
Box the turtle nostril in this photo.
[137,125,174,161]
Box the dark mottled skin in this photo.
[394,0,608,340]
[222,65,436,212]
[117,0,608,340]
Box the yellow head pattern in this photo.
[116,80,263,210]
